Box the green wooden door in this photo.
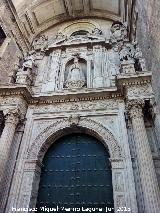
[36,134,114,212]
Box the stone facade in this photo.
[132,0,160,112]
[0,1,160,213]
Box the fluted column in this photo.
[128,100,160,213]
[0,109,20,208]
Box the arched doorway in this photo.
[36,133,114,212]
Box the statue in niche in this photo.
[65,57,86,89]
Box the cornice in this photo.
[0,84,123,104]
[0,84,32,101]
[117,71,152,86]
[0,71,153,105]
[29,93,123,105]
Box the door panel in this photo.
[36,134,114,212]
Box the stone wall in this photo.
[0,39,20,84]
[136,0,160,111]
[0,1,23,84]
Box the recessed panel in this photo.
[71,0,83,11]
[91,0,119,14]
[33,0,65,25]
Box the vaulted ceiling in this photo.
[10,0,126,41]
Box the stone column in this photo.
[0,109,20,208]
[128,100,160,213]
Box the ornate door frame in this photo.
[8,117,138,213]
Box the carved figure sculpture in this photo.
[22,51,35,71]
[134,44,146,71]
[92,28,102,35]
[66,58,86,89]
[32,35,48,51]
[110,22,128,42]
[49,32,67,47]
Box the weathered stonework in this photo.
[0,1,160,213]
[135,0,160,112]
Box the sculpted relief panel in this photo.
[11,21,147,94]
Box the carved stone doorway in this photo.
[36,133,114,212]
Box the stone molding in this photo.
[27,117,123,161]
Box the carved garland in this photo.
[27,117,123,161]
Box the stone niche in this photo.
[64,57,87,89]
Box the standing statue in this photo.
[66,58,86,89]
[22,51,35,71]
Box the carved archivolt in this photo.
[27,117,123,162]
[58,20,101,36]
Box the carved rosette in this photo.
[127,99,144,119]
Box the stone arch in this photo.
[27,117,123,162]
[58,20,101,36]
[14,118,135,211]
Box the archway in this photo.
[36,133,114,213]
[13,118,132,213]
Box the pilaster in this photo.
[127,99,160,213]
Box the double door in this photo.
[36,134,114,212]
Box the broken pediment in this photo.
[48,31,106,49]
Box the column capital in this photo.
[127,99,145,119]
[3,108,21,125]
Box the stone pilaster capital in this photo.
[127,99,144,119]
[3,108,21,125]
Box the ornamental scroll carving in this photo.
[127,84,153,99]
[27,118,123,162]
[0,96,27,117]
[114,173,125,192]
[127,99,144,119]
[33,100,118,114]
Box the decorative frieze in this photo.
[127,99,144,119]
[33,99,119,114]
[127,84,153,99]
